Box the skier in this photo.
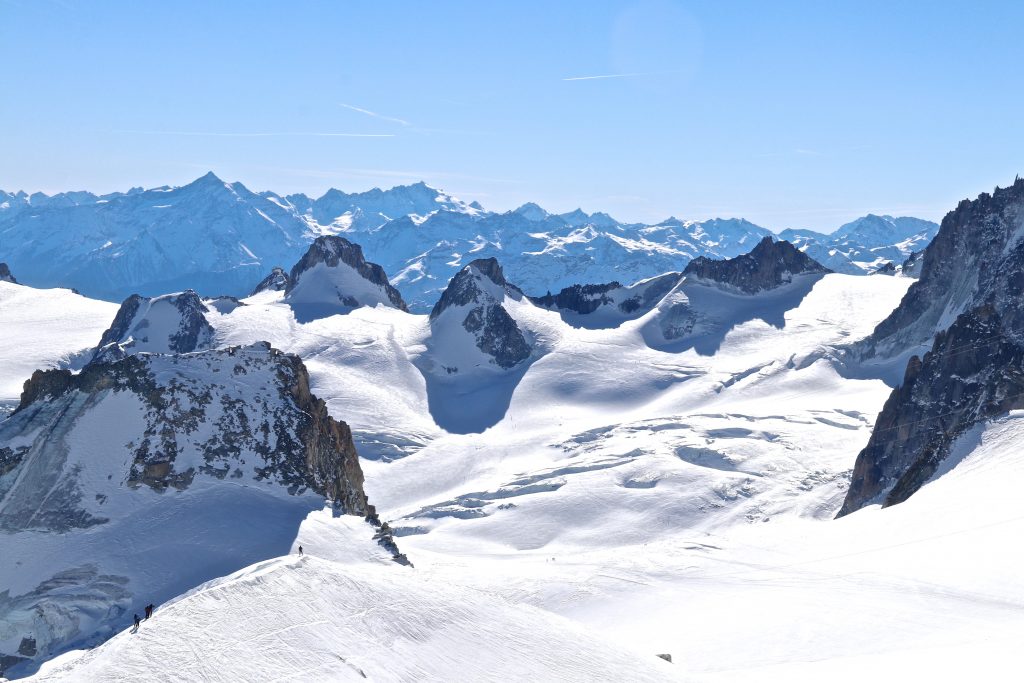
[133,614,141,631]
[145,604,154,620]
[298,545,303,556]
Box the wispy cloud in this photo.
[115,130,394,138]
[562,70,681,81]
[339,103,411,127]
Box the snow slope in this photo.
[12,257,1016,681]
[0,281,118,402]
[29,553,676,683]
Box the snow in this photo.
[0,174,935,311]
[8,261,1021,681]
[0,282,118,400]
[29,555,676,683]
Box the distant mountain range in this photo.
[0,173,938,311]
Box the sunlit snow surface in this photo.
[0,282,118,401]
[7,272,1023,680]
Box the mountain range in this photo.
[7,174,1024,681]
[0,173,937,311]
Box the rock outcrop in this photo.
[0,342,402,671]
[91,290,215,363]
[900,250,924,278]
[284,236,408,312]
[251,266,289,295]
[430,258,531,370]
[842,178,1024,514]
[839,304,1024,515]
[529,272,682,319]
[682,237,830,294]
[6,342,369,530]
[0,262,15,284]
[858,178,1024,360]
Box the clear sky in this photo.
[2,0,1023,232]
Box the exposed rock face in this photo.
[529,272,682,318]
[430,258,531,369]
[3,343,369,532]
[91,290,214,363]
[682,237,830,294]
[839,304,1024,515]
[0,262,15,283]
[842,178,1024,514]
[251,266,289,295]
[530,282,620,314]
[900,250,924,278]
[858,178,1024,360]
[0,342,401,669]
[284,235,408,312]
[874,261,897,276]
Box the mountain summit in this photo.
[429,258,531,370]
[683,236,830,294]
[284,236,408,314]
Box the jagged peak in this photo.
[466,257,508,287]
[91,289,214,364]
[251,266,290,295]
[0,262,16,284]
[429,257,521,320]
[512,202,549,221]
[285,235,408,312]
[683,236,829,294]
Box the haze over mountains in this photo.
[0,173,937,311]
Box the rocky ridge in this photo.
[682,236,830,294]
[429,258,531,370]
[842,178,1024,514]
[284,235,408,312]
[90,290,215,364]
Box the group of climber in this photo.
[127,547,307,635]
[131,603,156,632]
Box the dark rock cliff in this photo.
[7,343,370,526]
[0,262,15,284]
[841,178,1024,514]
[839,304,1024,515]
[682,236,830,294]
[251,266,289,295]
[859,178,1024,359]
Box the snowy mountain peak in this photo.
[91,289,214,363]
[284,235,408,314]
[0,262,15,284]
[833,213,938,243]
[251,266,289,295]
[427,258,531,370]
[512,202,550,221]
[430,257,519,320]
[683,236,830,294]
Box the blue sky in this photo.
[2,0,1023,232]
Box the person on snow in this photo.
[145,604,154,620]
[298,545,303,556]
[133,614,141,631]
